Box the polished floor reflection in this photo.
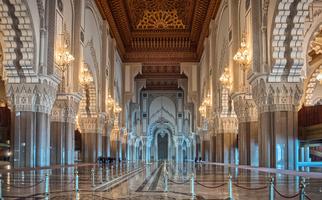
[1,162,322,199]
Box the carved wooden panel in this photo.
[95,0,220,63]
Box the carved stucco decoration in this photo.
[51,93,82,123]
[233,93,258,123]
[7,78,58,114]
[137,10,185,30]
[310,25,322,55]
[128,0,191,29]
[86,38,99,71]
[251,78,303,113]
[78,116,104,134]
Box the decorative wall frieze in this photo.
[251,76,303,113]
[51,93,82,123]
[232,92,258,123]
[7,77,59,114]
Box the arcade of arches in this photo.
[0,0,322,173]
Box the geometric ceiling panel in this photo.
[95,0,221,63]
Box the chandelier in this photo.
[114,103,122,115]
[106,94,115,111]
[55,44,74,68]
[55,33,74,92]
[219,67,232,90]
[233,35,251,71]
[80,63,92,87]
[105,94,122,126]
[199,93,211,118]
[199,103,207,118]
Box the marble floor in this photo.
[1,162,322,199]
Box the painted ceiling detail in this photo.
[136,10,186,30]
[95,0,220,63]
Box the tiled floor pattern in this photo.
[1,162,322,199]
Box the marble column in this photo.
[252,81,302,170]
[102,135,107,157]
[8,81,58,168]
[79,114,105,163]
[233,94,259,166]
[215,117,238,164]
[50,94,81,165]
[110,125,120,160]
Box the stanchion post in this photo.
[164,165,168,192]
[75,170,79,192]
[91,168,95,187]
[191,173,195,198]
[105,167,109,181]
[299,178,306,200]
[228,174,234,200]
[269,177,275,200]
[0,174,3,200]
[127,161,130,173]
[111,166,114,179]
[164,172,168,192]
[99,167,103,183]
[45,173,49,196]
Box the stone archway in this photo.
[157,132,168,160]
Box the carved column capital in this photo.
[232,93,258,123]
[251,76,303,113]
[217,116,238,134]
[78,117,99,133]
[7,77,58,114]
[51,93,82,123]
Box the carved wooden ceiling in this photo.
[135,64,187,90]
[96,0,220,63]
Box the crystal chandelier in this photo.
[106,94,115,111]
[80,63,92,87]
[219,67,232,90]
[233,35,251,71]
[55,44,74,68]
[199,93,211,118]
[55,33,74,92]
[199,103,207,118]
[114,103,122,115]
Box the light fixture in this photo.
[233,34,251,71]
[316,69,322,84]
[80,63,92,87]
[219,67,232,90]
[106,94,115,111]
[199,93,211,119]
[114,102,122,115]
[55,33,74,92]
[199,103,207,118]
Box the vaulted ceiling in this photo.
[96,0,220,63]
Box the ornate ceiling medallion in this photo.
[137,10,186,30]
